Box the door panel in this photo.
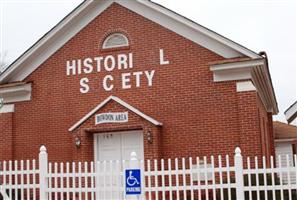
[95,130,144,162]
[121,131,144,160]
[97,133,122,161]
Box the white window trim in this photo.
[102,33,129,49]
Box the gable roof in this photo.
[0,0,262,84]
[284,101,297,124]
[69,95,162,132]
[274,121,297,140]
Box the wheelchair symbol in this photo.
[126,170,140,186]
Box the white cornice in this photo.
[236,81,256,92]
[209,59,264,82]
[284,102,297,123]
[210,59,278,114]
[0,104,14,113]
[0,83,32,103]
[210,59,264,71]
[69,95,162,132]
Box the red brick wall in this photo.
[0,3,274,163]
[0,112,13,161]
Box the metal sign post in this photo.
[125,152,141,199]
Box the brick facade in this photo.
[0,3,274,163]
[0,112,13,161]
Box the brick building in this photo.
[0,1,278,163]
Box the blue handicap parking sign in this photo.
[125,169,141,195]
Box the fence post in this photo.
[39,145,48,200]
[234,147,244,200]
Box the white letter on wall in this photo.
[122,73,131,89]
[103,75,114,91]
[160,49,169,65]
[66,60,76,76]
[83,58,93,74]
[118,54,128,69]
[129,53,133,69]
[133,71,143,87]
[80,78,89,93]
[145,70,155,87]
[104,55,116,72]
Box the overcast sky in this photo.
[0,0,296,123]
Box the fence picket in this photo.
[72,162,76,200]
[154,159,159,200]
[147,160,152,200]
[189,157,194,200]
[247,157,252,200]
[278,155,284,200]
[263,156,268,200]
[203,156,209,200]
[78,162,82,200]
[54,162,58,200]
[255,157,260,199]
[49,163,53,200]
[226,155,231,200]
[295,155,297,199]
[3,161,6,197]
[84,162,88,200]
[14,160,18,200]
[218,155,223,200]
[168,159,173,200]
[196,157,201,200]
[211,156,216,200]
[161,159,165,200]
[175,158,179,200]
[60,163,64,200]
[286,155,292,200]
[9,161,12,199]
[20,160,24,200]
[182,158,186,200]
[66,162,70,200]
[270,156,276,200]
[91,162,95,200]
[140,160,145,200]
[26,160,30,200]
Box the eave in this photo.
[210,58,278,114]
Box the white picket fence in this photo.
[0,146,296,200]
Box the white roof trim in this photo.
[284,101,297,124]
[210,58,278,114]
[69,95,162,132]
[131,0,260,59]
[210,59,264,72]
[0,0,261,83]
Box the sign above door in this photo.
[95,112,128,124]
